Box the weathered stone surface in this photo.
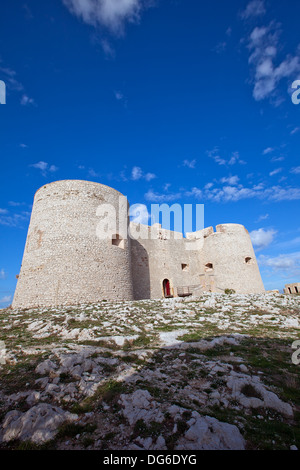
[176,413,245,450]
[1,404,78,444]
[119,390,164,425]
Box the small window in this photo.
[288,288,292,294]
[181,263,189,272]
[295,287,299,294]
[205,263,213,272]
[112,234,125,249]
[245,257,252,264]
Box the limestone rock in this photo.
[1,404,78,444]
[119,390,164,425]
[176,413,245,450]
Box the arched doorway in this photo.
[163,279,172,298]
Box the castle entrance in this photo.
[163,279,172,298]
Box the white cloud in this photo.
[207,148,246,166]
[271,156,285,162]
[241,0,266,19]
[20,94,35,106]
[0,64,35,104]
[220,175,240,185]
[0,209,8,214]
[62,0,148,33]
[0,211,31,228]
[0,295,11,304]
[30,162,58,176]
[269,168,282,177]
[100,39,115,58]
[144,172,156,182]
[114,91,124,100]
[201,182,300,203]
[88,168,100,178]
[291,167,300,174]
[144,189,181,203]
[0,66,23,91]
[246,22,300,102]
[250,228,276,249]
[183,159,196,169]
[263,147,274,155]
[256,213,269,222]
[258,252,300,274]
[291,127,300,135]
[213,42,227,54]
[185,187,203,199]
[0,269,6,280]
[31,161,48,171]
[131,166,156,181]
[131,166,143,180]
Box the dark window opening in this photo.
[295,287,299,294]
[245,257,252,264]
[181,263,189,272]
[205,263,213,272]
[288,288,292,294]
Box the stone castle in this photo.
[12,180,265,309]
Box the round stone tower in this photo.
[203,224,265,294]
[12,180,133,309]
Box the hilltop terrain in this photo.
[0,292,299,450]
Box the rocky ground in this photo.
[0,292,299,450]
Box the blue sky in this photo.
[0,0,300,305]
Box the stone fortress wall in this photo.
[12,180,265,309]
[12,180,133,309]
[130,222,265,299]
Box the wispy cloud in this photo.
[182,159,196,169]
[114,89,128,106]
[131,166,156,182]
[30,161,59,177]
[0,211,30,228]
[0,64,35,104]
[240,0,266,20]
[262,147,274,155]
[20,94,35,106]
[291,127,300,135]
[269,167,282,177]
[0,65,23,92]
[0,269,6,280]
[186,182,300,203]
[144,189,181,203]
[258,252,300,277]
[207,148,246,166]
[62,0,149,34]
[291,166,300,175]
[0,295,11,304]
[213,41,227,54]
[220,175,240,185]
[256,213,269,222]
[246,21,300,102]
